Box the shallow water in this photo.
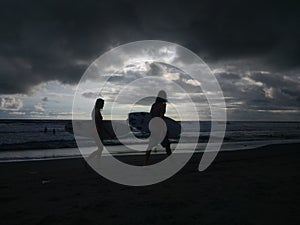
[1,139,299,162]
[0,119,300,162]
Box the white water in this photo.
[1,139,299,163]
[1,120,300,162]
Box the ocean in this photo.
[0,119,299,162]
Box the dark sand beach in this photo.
[0,143,299,225]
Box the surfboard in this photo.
[128,112,181,138]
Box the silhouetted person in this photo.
[145,90,171,165]
[44,126,47,133]
[88,98,105,160]
[52,128,56,135]
[87,98,115,161]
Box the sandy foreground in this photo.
[0,143,299,225]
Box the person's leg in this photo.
[144,149,152,166]
[145,132,160,165]
[163,141,171,156]
[161,132,172,156]
[165,143,171,156]
[88,150,99,159]
[88,131,104,160]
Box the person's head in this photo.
[95,98,104,109]
[156,90,168,103]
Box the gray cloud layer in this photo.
[0,0,299,94]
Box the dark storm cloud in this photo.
[218,72,241,80]
[0,0,299,94]
[216,71,300,112]
[146,62,164,76]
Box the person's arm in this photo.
[161,103,166,117]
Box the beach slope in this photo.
[0,143,299,225]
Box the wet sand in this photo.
[0,143,299,225]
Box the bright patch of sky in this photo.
[0,81,75,119]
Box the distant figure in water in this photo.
[52,128,56,135]
[145,90,171,165]
[44,126,47,133]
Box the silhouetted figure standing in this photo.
[87,98,115,161]
[44,126,47,133]
[88,98,105,160]
[145,90,171,165]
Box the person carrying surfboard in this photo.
[145,90,172,165]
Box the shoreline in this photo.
[0,139,300,163]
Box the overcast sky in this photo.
[0,0,299,120]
